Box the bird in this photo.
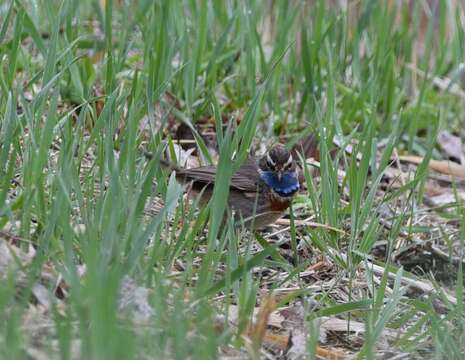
[154,143,301,230]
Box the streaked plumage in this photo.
[160,144,300,229]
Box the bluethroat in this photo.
[157,144,300,229]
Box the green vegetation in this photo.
[1,0,465,358]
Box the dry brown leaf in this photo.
[226,303,348,358]
[249,293,277,354]
[399,155,465,179]
[307,261,328,272]
[423,179,446,197]
[280,304,349,359]
[320,317,366,335]
[425,191,465,207]
[93,85,105,116]
[438,130,465,164]
[316,347,348,360]
[261,332,289,351]
[90,51,105,65]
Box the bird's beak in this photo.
[277,172,282,181]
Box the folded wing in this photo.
[176,157,261,192]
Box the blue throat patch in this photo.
[260,171,299,196]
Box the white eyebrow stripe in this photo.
[266,153,276,166]
[284,154,293,168]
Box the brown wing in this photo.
[229,157,261,192]
[176,166,216,185]
[176,157,261,192]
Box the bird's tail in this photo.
[291,133,319,161]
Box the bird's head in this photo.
[259,144,299,197]
[259,144,296,179]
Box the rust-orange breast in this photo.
[268,193,292,212]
